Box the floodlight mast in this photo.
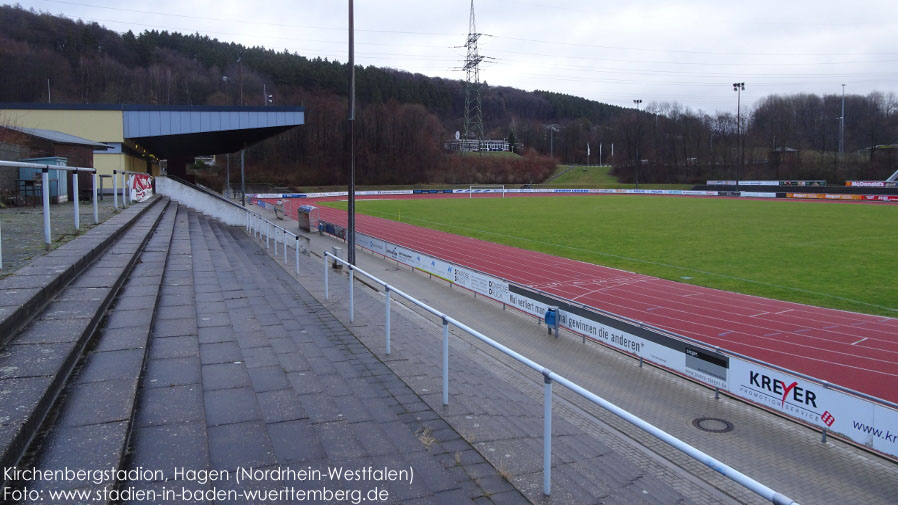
[633,99,642,189]
[733,82,745,187]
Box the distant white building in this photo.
[445,138,509,152]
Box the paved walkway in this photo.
[124,209,531,504]
[253,215,897,505]
[0,198,120,276]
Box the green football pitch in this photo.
[324,196,898,317]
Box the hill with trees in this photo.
[1,5,896,186]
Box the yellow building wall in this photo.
[93,153,150,178]
[0,109,124,143]
[0,109,161,178]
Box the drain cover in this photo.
[692,417,734,433]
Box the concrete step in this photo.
[0,197,164,346]
[13,203,181,504]
[0,198,172,491]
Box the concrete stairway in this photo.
[0,197,175,499]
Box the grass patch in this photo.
[545,165,691,190]
[549,165,619,185]
[326,196,898,316]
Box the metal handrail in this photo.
[321,250,798,504]
[112,169,152,209]
[0,160,101,246]
[0,160,97,173]
[244,210,307,276]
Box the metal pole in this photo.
[442,316,449,406]
[385,287,391,355]
[121,172,127,207]
[42,169,51,245]
[295,236,300,275]
[226,153,231,199]
[266,222,270,249]
[283,231,287,261]
[324,254,329,300]
[349,266,355,323]
[347,0,356,265]
[113,170,118,209]
[92,173,99,224]
[733,82,745,186]
[72,170,80,231]
[0,220,3,270]
[633,99,641,189]
[738,89,742,185]
[543,370,553,496]
[840,84,846,156]
[240,148,246,207]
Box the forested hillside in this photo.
[1,6,896,185]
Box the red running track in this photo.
[272,193,898,403]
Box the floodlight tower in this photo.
[633,99,642,189]
[733,82,745,186]
[463,0,485,148]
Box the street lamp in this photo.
[544,124,559,159]
[263,84,273,106]
[733,82,745,186]
[237,50,245,106]
[633,99,642,189]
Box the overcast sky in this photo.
[12,0,898,113]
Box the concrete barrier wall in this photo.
[156,176,246,226]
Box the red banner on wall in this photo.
[129,174,154,202]
[862,195,898,202]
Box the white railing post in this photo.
[442,316,449,406]
[72,170,80,231]
[0,220,3,271]
[385,286,391,355]
[121,172,127,208]
[295,236,300,275]
[349,266,354,323]
[113,170,118,209]
[92,172,99,224]
[543,369,553,496]
[283,231,287,261]
[42,168,51,245]
[324,254,329,300]
[266,222,270,249]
